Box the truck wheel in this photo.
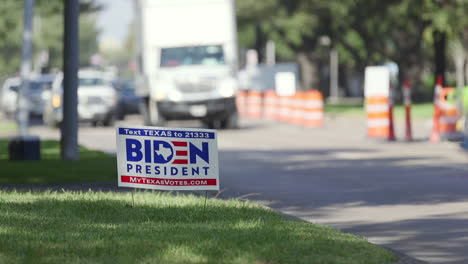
[116,108,125,120]
[103,113,116,127]
[221,110,239,129]
[202,119,221,129]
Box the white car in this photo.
[44,70,118,126]
[0,75,54,118]
[0,77,20,118]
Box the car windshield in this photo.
[79,77,107,87]
[6,81,50,92]
[30,80,53,91]
[119,81,136,96]
[8,84,19,92]
[160,45,225,67]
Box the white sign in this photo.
[364,66,390,97]
[275,72,296,96]
[116,126,219,191]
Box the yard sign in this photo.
[116,126,219,191]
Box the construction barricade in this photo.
[364,66,395,140]
[366,96,392,138]
[438,87,460,140]
[246,90,263,118]
[290,91,305,125]
[403,80,413,141]
[301,90,324,127]
[237,88,325,128]
[236,90,248,117]
[277,95,291,122]
[263,90,278,120]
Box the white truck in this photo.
[134,0,239,129]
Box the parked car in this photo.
[0,77,20,118]
[0,75,55,119]
[29,74,56,117]
[113,79,141,120]
[43,70,118,127]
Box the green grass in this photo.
[0,121,16,133]
[325,104,364,115]
[325,102,434,120]
[394,103,434,120]
[0,139,116,184]
[0,191,397,264]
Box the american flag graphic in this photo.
[171,141,188,164]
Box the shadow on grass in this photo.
[0,139,116,184]
[0,195,396,264]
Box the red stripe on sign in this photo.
[172,141,188,147]
[172,159,188,164]
[121,176,216,186]
[176,150,188,156]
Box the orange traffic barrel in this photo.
[263,90,278,120]
[366,96,391,138]
[246,90,263,118]
[277,95,290,122]
[438,88,459,140]
[236,90,248,117]
[301,90,324,127]
[290,91,305,125]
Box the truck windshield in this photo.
[160,45,225,67]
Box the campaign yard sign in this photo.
[116,126,219,191]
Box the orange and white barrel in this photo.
[277,95,289,122]
[301,90,324,127]
[246,90,263,118]
[290,91,305,125]
[366,96,390,138]
[438,88,459,139]
[263,90,278,120]
[236,90,248,117]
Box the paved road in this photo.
[12,114,468,264]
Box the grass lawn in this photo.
[0,121,16,133]
[326,102,434,120]
[0,139,116,184]
[0,191,397,264]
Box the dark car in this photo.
[114,79,141,120]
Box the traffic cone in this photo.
[388,81,396,141]
[430,76,443,142]
[388,104,396,141]
[403,80,413,141]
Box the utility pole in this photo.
[8,0,41,161]
[18,0,34,137]
[329,47,339,102]
[265,40,275,66]
[61,0,79,160]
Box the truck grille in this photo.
[83,96,103,105]
[176,81,216,93]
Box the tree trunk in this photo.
[297,51,319,91]
[255,22,265,64]
[433,30,446,86]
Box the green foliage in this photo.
[236,0,468,95]
[0,0,101,80]
[0,0,23,79]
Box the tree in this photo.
[35,0,101,69]
[0,0,101,80]
[0,0,24,79]
[236,0,468,98]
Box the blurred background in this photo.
[1,0,468,125]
